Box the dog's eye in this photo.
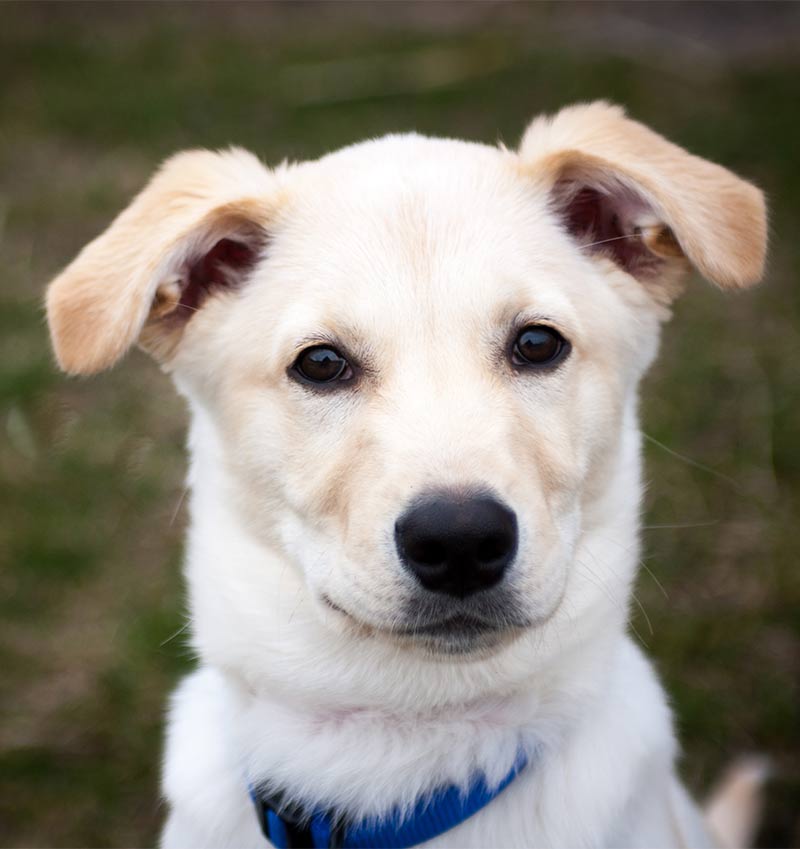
[292,346,352,385]
[511,325,569,367]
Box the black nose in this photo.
[395,494,518,598]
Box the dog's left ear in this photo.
[519,101,767,295]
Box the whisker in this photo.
[642,432,741,490]
[638,559,669,600]
[286,585,305,625]
[585,530,669,600]
[169,486,189,527]
[575,558,623,609]
[627,612,649,648]
[575,556,649,648]
[630,590,654,637]
[160,618,192,648]
[579,231,649,250]
[642,520,719,530]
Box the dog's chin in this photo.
[389,616,528,659]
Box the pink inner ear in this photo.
[559,184,661,278]
[179,237,257,314]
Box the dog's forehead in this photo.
[307,132,516,185]
[282,134,542,248]
[256,134,586,329]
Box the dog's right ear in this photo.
[46,148,276,375]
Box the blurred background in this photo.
[1,2,798,846]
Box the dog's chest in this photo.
[161,642,709,848]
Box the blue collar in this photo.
[250,751,529,849]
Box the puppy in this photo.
[46,102,767,848]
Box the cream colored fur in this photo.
[46,102,767,848]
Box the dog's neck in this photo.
[216,621,621,820]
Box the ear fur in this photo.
[46,148,275,375]
[519,101,767,292]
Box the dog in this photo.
[46,102,767,848]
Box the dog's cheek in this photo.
[293,425,375,530]
[200,372,299,545]
[275,403,402,592]
[208,360,397,598]
[299,430,416,602]
[501,406,580,605]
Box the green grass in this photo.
[1,4,798,846]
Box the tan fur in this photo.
[705,758,770,849]
[46,149,278,375]
[520,101,767,290]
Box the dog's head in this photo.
[47,103,766,677]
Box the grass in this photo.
[1,3,798,846]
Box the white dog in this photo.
[46,102,767,848]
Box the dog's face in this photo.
[196,140,662,657]
[47,103,766,668]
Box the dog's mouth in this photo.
[392,614,525,655]
[393,614,504,636]
[321,595,529,655]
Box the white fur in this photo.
[46,103,767,848]
[162,406,710,847]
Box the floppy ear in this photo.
[46,148,275,375]
[519,101,767,295]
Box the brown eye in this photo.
[292,346,352,385]
[512,325,569,367]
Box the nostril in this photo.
[411,538,448,567]
[476,534,511,564]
